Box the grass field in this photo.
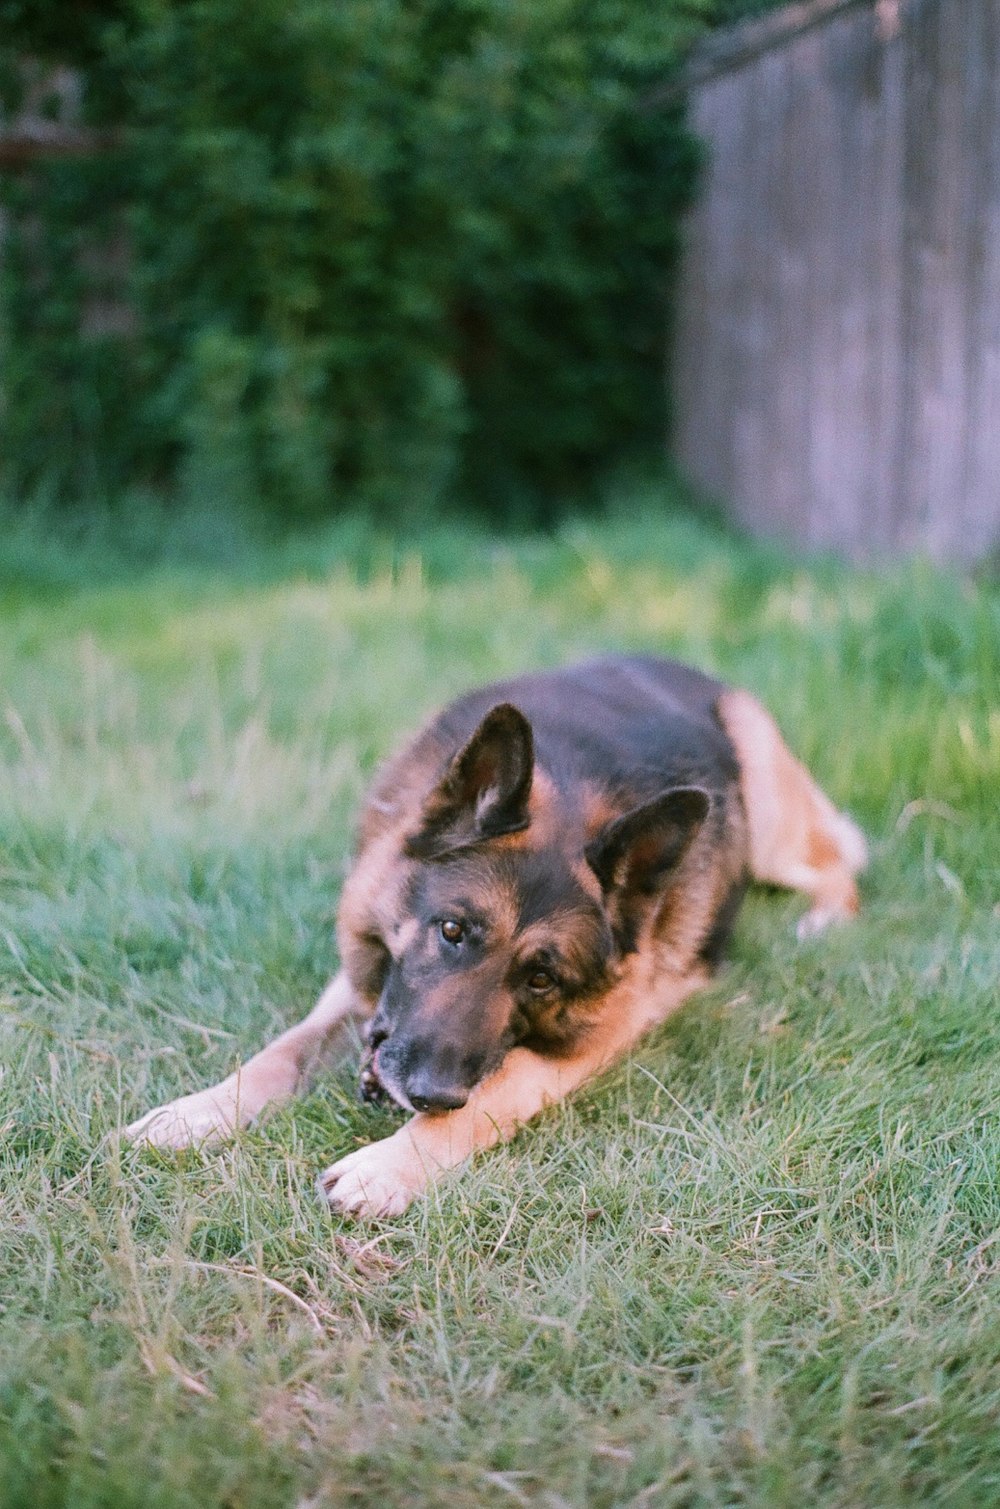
[1,488,997,1507]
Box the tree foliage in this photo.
[0,0,736,519]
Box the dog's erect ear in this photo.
[405,703,534,860]
[585,787,710,948]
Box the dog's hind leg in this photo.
[125,970,364,1148]
[717,689,868,938]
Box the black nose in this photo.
[406,1079,469,1114]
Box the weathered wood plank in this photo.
[670,0,1000,564]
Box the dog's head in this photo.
[359,703,709,1114]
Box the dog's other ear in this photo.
[585,787,710,949]
[405,703,534,860]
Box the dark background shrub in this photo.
[0,0,778,524]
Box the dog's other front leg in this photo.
[318,974,705,1219]
[126,970,363,1148]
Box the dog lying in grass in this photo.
[127,655,866,1218]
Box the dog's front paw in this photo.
[125,1081,242,1149]
[317,1130,431,1219]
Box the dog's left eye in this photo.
[527,969,557,995]
[440,919,465,945]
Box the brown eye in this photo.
[440,919,465,945]
[527,969,556,995]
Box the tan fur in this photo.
[510,765,561,846]
[652,808,746,964]
[581,781,621,836]
[389,917,420,956]
[717,688,867,935]
[124,971,362,1147]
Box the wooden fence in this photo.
[668,0,1000,564]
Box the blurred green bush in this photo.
[0,0,761,522]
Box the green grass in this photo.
[1,486,997,1508]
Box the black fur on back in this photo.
[425,656,739,809]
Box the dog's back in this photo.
[430,655,737,793]
[363,656,739,835]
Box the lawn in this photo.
[1,487,997,1507]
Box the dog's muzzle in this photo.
[358,1024,476,1114]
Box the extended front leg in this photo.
[319,970,705,1218]
[126,971,363,1147]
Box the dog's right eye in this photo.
[440,919,465,945]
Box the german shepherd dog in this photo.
[127,656,866,1218]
